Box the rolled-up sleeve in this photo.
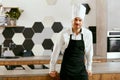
[49,32,64,72]
[84,31,93,71]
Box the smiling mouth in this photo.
[75,24,80,26]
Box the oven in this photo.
[107,31,120,58]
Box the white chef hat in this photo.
[72,3,86,20]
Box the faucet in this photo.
[1,43,7,56]
[9,42,16,50]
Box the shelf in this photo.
[3,7,19,9]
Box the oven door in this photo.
[107,37,120,58]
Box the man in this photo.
[49,3,93,80]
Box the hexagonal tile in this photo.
[0,33,5,44]
[42,16,55,28]
[3,39,13,47]
[42,39,54,50]
[23,39,34,50]
[12,27,25,33]
[46,0,57,5]
[12,33,25,45]
[43,50,52,56]
[32,33,45,44]
[32,44,44,56]
[32,22,44,33]
[2,27,14,39]
[82,3,91,14]
[42,27,54,39]
[12,45,24,56]
[23,28,34,39]
[52,22,63,33]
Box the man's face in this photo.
[72,17,83,29]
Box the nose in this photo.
[75,20,80,24]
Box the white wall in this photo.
[1,0,96,28]
[107,0,120,31]
[0,0,97,56]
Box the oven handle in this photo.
[109,38,120,40]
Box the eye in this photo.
[79,19,82,21]
[74,18,77,21]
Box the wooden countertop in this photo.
[0,56,120,77]
[0,56,62,65]
[0,55,108,65]
[0,62,120,77]
[0,56,120,80]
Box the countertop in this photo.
[0,62,120,77]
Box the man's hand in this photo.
[87,70,92,76]
[49,71,58,77]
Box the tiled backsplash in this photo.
[0,22,63,56]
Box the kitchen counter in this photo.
[0,55,108,65]
[0,62,120,77]
[0,57,120,80]
[92,62,120,74]
[0,56,62,65]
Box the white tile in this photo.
[42,16,55,28]
[32,33,45,44]
[32,44,44,56]
[12,33,25,45]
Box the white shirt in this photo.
[50,27,93,72]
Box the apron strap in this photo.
[70,34,72,40]
[81,33,83,40]
[70,34,83,40]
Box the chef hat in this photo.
[72,3,86,20]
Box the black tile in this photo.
[12,45,24,56]
[12,27,25,33]
[42,39,54,50]
[3,39,13,47]
[2,27,14,39]
[23,28,34,39]
[52,22,63,33]
[32,22,44,33]
[23,39,34,50]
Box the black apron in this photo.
[60,34,88,80]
